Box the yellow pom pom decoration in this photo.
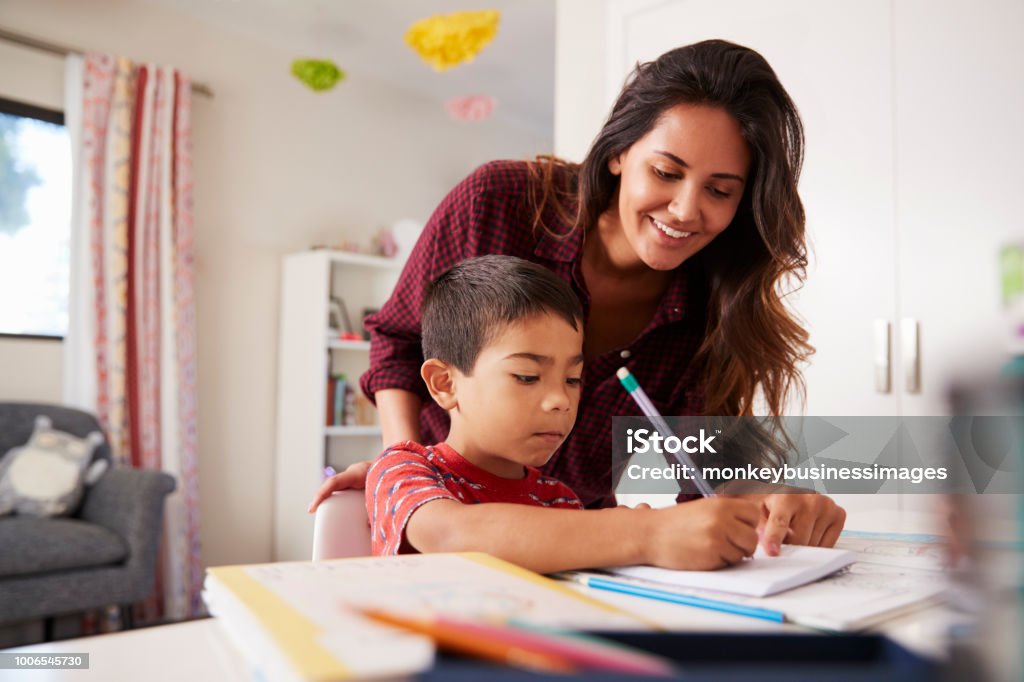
[404,10,501,72]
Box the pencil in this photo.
[617,367,717,497]
[357,608,577,674]
[569,572,785,623]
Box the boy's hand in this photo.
[758,493,846,555]
[642,497,760,570]
[307,460,372,512]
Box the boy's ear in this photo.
[421,359,458,410]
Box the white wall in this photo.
[553,0,607,163]
[0,0,551,568]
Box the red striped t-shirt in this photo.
[366,441,583,556]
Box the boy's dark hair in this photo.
[422,255,584,374]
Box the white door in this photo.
[892,0,1024,417]
[606,0,901,417]
[605,0,902,512]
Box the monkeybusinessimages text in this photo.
[623,428,950,486]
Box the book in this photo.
[608,545,858,597]
[333,374,346,425]
[204,566,433,681]
[325,377,335,427]
[203,552,650,681]
[342,382,356,426]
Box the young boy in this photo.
[366,255,762,574]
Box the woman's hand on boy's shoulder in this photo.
[307,460,372,513]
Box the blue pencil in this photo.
[570,573,785,623]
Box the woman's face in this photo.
[608,103,751,271]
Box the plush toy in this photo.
[0,415,108,517]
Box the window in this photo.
[0,97,71,339]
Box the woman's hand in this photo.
[307,460,372,513]
[758,492,846,555]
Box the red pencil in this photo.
[358,607,578,674]
[357,607,675,676]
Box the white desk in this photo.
[0,510,969,681]
[0,619,248,682]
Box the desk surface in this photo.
[0,619,248,682]
[0,510,964,681]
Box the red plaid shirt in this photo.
[361,160,706,508]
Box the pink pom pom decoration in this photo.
[445,95,496,122]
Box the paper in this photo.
[836,534,946,571]
[608,545,858,597]
[572,535,949,632]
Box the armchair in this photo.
[0,403,176,636]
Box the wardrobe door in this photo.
[892,0,1024,417]
[606,0,900,416]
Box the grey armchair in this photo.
[0,403,176,636]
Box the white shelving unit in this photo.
[274,249,403,561]
[328,339,372,351]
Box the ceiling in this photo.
[141,0,556,136]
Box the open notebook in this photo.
[568,536,947,631]
[608,545,858,597]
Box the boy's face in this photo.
[445,312,584,478]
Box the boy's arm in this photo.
[406,497,762,574]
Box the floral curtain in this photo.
[63,52,202,621]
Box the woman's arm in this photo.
[376,389,423,446]
[359,168,488,406]
[309,174,487,514]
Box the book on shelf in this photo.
[333,374,346,426]
[327,373,378,428]
[343,380,356,426]
[325,377,336,427]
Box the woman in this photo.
[310,39,846,553]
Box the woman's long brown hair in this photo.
[528,40,813,418]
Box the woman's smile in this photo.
[649,215,695,240]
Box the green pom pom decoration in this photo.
[291,59,345,92]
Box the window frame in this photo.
[0,95,68,342]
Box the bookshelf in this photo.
[274,249,403,561]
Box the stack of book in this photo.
[325,374,353,427]
[202,553,651,681]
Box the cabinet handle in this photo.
[874,319,891,393]
[902,318,921,394]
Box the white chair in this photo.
[311,490,372,560]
